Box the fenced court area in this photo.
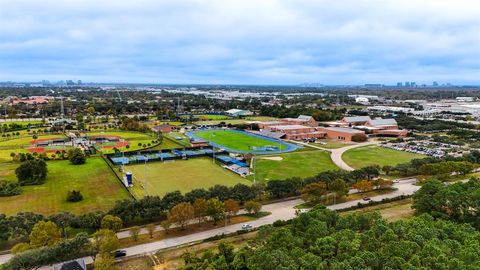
[123,157,251,198]
[187,129,300,154]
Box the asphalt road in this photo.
[0,178,419,266]
[291,140,377,171]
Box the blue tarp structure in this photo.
[215,155,248,167]
[111,157,129,165]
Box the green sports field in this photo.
[192,130,287,152]
[247,150,338,182]
[0,134,67,162]
[0,157,130,216]
[342,145,424,169]
[125,157,251,198]
[86,131,158,154]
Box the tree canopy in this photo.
[181,207,480,269]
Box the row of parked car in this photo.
[382,142,445,157]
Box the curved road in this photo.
[0,178,418,266]
[293,140,377,171]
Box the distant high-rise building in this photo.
[433,81,439,86]
[411,82,416,87]
[66,80,74,85]
[77,80,82,85]
[405,81,410,87]
[41,80,50,85]
[397,82,403,87]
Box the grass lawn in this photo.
[245,116,278,121]
[163,132,191,147]
[247,150,338,182]
[149,138,183,150]
[0,120,43,126]
[310,139,353,149]
[341,198,414,222]
[125,157,251,198]
[182,114,232,120]
[192,130,287,152]
[194,119,248,125]
[342,145,424,169]
[0,157,130,216]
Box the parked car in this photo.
[393,180,400,184]
[113,250,127,258]
[362,197,371,201]
[241,224,253,230]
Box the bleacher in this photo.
[215,155,248,167]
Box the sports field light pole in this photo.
[144,155,148,197]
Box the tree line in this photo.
[180,207,480,269]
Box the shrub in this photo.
[0,180,21,196]
[66,190,83,202]
[351,133,368,142]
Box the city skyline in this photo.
[1,0,480,85]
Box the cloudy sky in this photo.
[1,0,479,85]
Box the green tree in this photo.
[67,148,86,165]
[15,159,48,185]
[301,182,327,204]
[29,221,61,248]
[244,201,262,216]
[101,215,123,232]
[329,178,348,199]
[206,198,225,225]
[129,226,141,242]
[89,229,120,261]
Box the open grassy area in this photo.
[182,114,232,120]
[342,145,424,169]
[149,138,184,150]
[163,132,191,147]
[192,130,287,152]
[310,139,353,149]
[194,119,248,125]
[247,150,338,182]
[0,157,130,216]
[341,198,414,222]
[125,157,251,198]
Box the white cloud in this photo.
[0,0,479,84]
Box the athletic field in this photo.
[247,150,338,182]
[342,145,424,169]
[188,129,297,153]
[125,157,250,198]
[0,157,130,215]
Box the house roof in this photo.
[225,109,252,115]
[368,118,397,126]
[271,125,314,130]
[54,260,86,270]
[322,127,365,134]
[297,115,313,121]
[153,124,172,130]
[342,116,371,123]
